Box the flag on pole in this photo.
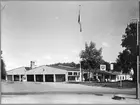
[78,5,82,32]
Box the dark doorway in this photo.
[45,74,54,82]
[55,74,65,82]
[27,75,34,82]
[36,75,43,82]
[14,75,19,81]
[83,73,88,81]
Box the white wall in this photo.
[116,74,132,81]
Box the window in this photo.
[119,76,121,80]
[74,72,77,75]
[122,76,125,80]
[120,76,122,80]
[68,72,72,75]
[78,72,80,76]
[68,76,75,81]
[117,76,119,80]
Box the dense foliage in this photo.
[1,51,6,80]
[80,41,105,72]
[116,22,139,82]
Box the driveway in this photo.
[1,81,139,104]
[1,94,139,104]
[1,81,136,95]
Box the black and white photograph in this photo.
[1,0,140,104]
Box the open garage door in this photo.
[83,73,88,81]
[7,75,12,81]
[45,74,54,82]
[55,74,65,82]
[27,75,34,82]
[36,75,43,82]
[14,75,20,81]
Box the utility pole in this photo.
[136,1,140,99]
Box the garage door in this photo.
[7,75,12,81]
[14,75,19,81]
[55,74,65,82]
[45,74,54,82]
[27,75,34,82]
[36,75,43,82]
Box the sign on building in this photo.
[110,63,114,70]
[100,65,106,71]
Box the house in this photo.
[82,69,132,82]
[82,69,117,82]
[6,61,80,82]
[115,73,133,81]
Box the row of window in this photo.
[117,76,125,80]
[68,72,79,76]
[117,75,131,80]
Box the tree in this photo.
[51,62,72,67]
[1,51,6,80]
[112,62,122,72]
[80,41,103,80]
[116,50,132,73]
[116,22,139,82]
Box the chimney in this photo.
[30,61,36,69]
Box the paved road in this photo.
[1,82,139,104]
[1,94,139,104]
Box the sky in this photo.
[1,1,139,71]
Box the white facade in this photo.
[6,65,80,82]
[116,74,132,81]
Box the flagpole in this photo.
[78,5,82,82]
[79,34,83,82]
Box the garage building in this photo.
[6,62,80,82]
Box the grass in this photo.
[68,80,136,89]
